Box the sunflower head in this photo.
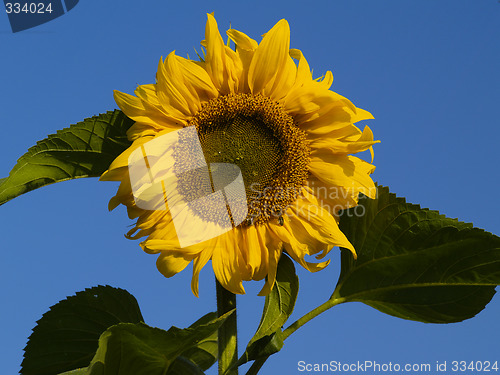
[101,14,379,296]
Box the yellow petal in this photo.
[300,103,373,135]
[191,242,215,297]
[175,54,219,104]
[241,224,274,281]
[268,220,330,272]
[292,188,356,255]
[281,226,330,271]
[227,29,258,50]
[134,84,161,107]
[258,239,282,296]
[127,210,174,241]
[289,49,313,88]
[105,176,136,212]
[235,228,253,281]
[248,19,291,95]
[268,222,308,256]
[284,84,356,126]
[284,245,330,272]
[114,90,181,130]
[223,45,243,94]
[282,217,329,258]
[306,123,361,141]
[309,125,380,157]
[309,153,377,199]
[352,107,374,123]
[100,136,154,181]
[156,252,193,278]
[306,175,360,218]
[227,28,258,93]
[156,55,193,118]
[204,14,240,94]
[237,226,253,276]
[204,14,226,92]
[316,71,334,90]
[212,233,246,294]
[126,123,163,141]
[241,225,267,277]
[282,217,329,259]
[126,205,144,220]
[268,54,296,101]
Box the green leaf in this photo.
[251,253,298,343]
[0,110,133,206]
[165,357,206,375]
[57,370,88,375]
[239,331,284,367]
[87,311,234,375]
[237,254,298,366]
[169,312,219,372]
[335,185,500,323]
[21,285,144,375]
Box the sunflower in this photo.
[100,14,379,296]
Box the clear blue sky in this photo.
[1,1,499,374]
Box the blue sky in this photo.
[1,1,499,374]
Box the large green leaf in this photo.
[237,254,298,366]
[57,370,88,375]
[169,312,219,373]
[250,253,298,343]
[165,357,205,375]
[335,185,500,323]
[87,311,234,375]
[21,286,144,375]
[0,110,133,206]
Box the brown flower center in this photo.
[181,93,309,225]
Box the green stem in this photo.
[217,280,238,375]
[283,296,346,339]
[244,296,346,375]
[245,358,266,375]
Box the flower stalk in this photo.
[217,280,238,375]
[244,296,347,374]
